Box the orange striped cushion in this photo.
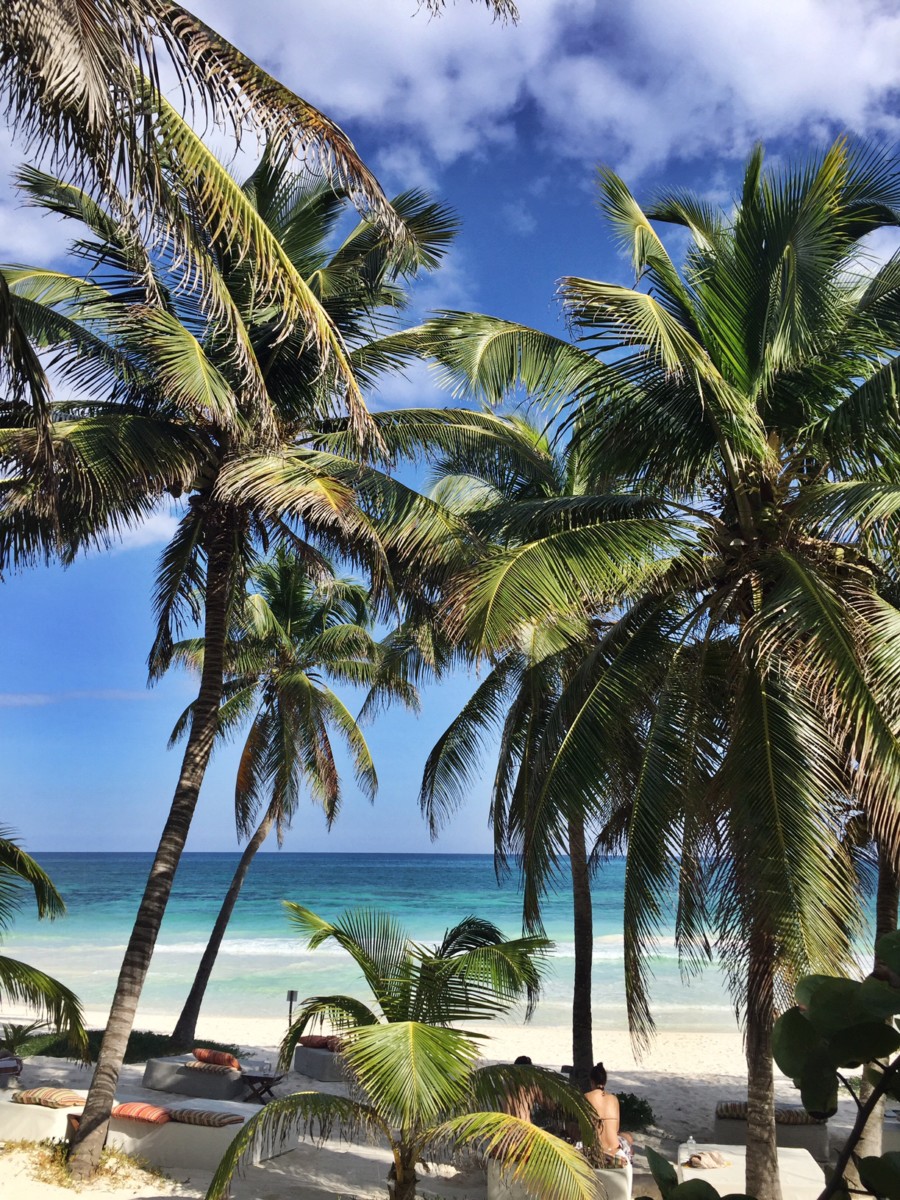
[111,1102,171,1124]
[193,1047,241,1070]
[184,1060,236,1075]
[12,1087,83,1108]
[168,1108,244,1127]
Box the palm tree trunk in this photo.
[745,935,781,1200]
[845,841,900,1184]
[170,808,275,1050]
[68,520,235,1179]
[387,1145,419,1200]
[568,813,593,1092]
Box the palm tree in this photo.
[168,549,412,1048]
[403,139,900,1200]
[0,140,461,1175]
[414,414,639,1090]
[206,905,602,1200]
[0,830,86,1050]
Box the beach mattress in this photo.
[713,1102,829,1160]
[487,1158,632,1200]
[0,1090,270,1171]
[292,1045,345,1083]
[677,1143,824,1200]
[142,1054,244,1100]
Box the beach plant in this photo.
[401,138,900,1200]
[0,831,86,1052]
[206,906,603,1200]
[0,136,461,1174]
[167,549,415,1048]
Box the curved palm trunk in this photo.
[170,808,276,1050]
[845,842,900,1184]
[568,813,593,1092]
[745,934,781,1200]
[68,523,235,1178]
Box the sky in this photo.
[3,0,900,854]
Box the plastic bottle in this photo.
[686,1135,697,1155]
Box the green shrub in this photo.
[616,1091,654,1129]
[18,1029,240,1063]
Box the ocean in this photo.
[1,852,854,1034]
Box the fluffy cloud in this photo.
[191,0,900,179]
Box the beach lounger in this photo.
[0,1089,276,1171]
[0,1056,23,1089]
[713,1100,829,1160]
[487,1157,633,1200]
[677,1142,824,1200]
[141,1053,244,1101]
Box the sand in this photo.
[0,1010,858,1199]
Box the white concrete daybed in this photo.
[292,1045,345,1083]
[677,1143,824,1200]
[0,1089,270,1171]
[141,1054,245,1101]
[487,1157,633,1200]
[713,1101,829,1160]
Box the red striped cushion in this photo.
[193,1047,241,1070]
[12,1087,83,1109]
[111,1102,171,1124]
[168,1108,244,1127]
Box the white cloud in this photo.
[501,200,537,236]
[189,0,900,182]
[0,689,152,707]
[112,512,181,553]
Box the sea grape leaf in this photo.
[859,1152,900,1200]
[773,1007,823,1078]
[858,977,900,1020]
[795,975,839,1009]
[827,1022,900,1068]
[876,932,900,976]
[647,1147,679,1198]
[806,978,863,1035]
[799,1050,839,1118]
[671,1181,722,1200]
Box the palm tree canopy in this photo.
[206,904,603,1200]
[0,830,86,1048]
[404,139,900,1041]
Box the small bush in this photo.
[0,1138,169,1188]
[616,1091,654,1129]
[18,1029,240,1064]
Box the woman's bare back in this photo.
[584,1087,621,1155]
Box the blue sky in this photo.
[3,0,900,853]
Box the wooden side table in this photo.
[241,1072,284,1103]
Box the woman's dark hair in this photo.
[514,1055,532,1065]
[590,1062,607,1087]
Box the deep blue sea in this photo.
[2,852,862,1033]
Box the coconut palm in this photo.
[0,830,86,1051]
[168,549,414,1048]
[404,139,900,1199]
[0,139,461,1174]
[207,905,601,1200]
[413,413,641,1089]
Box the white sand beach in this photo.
[0,1010,858,1200]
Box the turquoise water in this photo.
[0,853,834,1033]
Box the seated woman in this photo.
[584,1062,634,1165]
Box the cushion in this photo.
[12,1087,84,1109]
[193,1048,241,1070]
[111,1102,171,1124]
[168,1108,245,1127]
[297,1035,331,1049]
[184,1060,237,1076]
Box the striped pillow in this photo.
[184,1061,236,1075]
[111,1102,171,1124]
[12,1088,84,1108]
[168,1108,244,1127]
[193,1048,241,1070]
